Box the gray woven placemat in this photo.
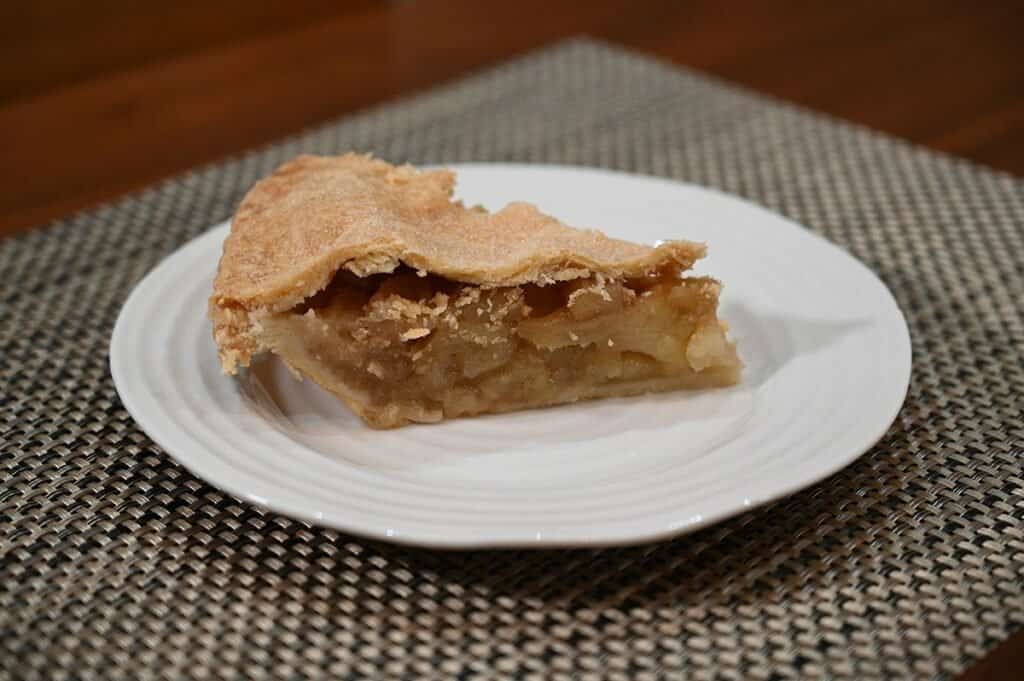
[2,39,1022,681]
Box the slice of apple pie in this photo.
[210,154,741,428]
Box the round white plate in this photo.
[111,164,910,549]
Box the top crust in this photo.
[211,153,706,313]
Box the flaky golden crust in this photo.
[210,153,707,372]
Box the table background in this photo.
[1,0,1022,237]
[1,4,1022,680]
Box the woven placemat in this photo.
[2,39,1022,681]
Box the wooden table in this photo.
[1,1,1020,677]
[2,0,1023,239]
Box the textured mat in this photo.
[2,39,1022,681]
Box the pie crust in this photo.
[210,154,741,428]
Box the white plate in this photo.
[111,164,910,549]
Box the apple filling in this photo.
[257,268,741,428]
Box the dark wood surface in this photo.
[2,2,1021,677]
[2,0,1023,238]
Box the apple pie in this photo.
[210,154,741,428]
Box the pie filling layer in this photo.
[258,267,741,428]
